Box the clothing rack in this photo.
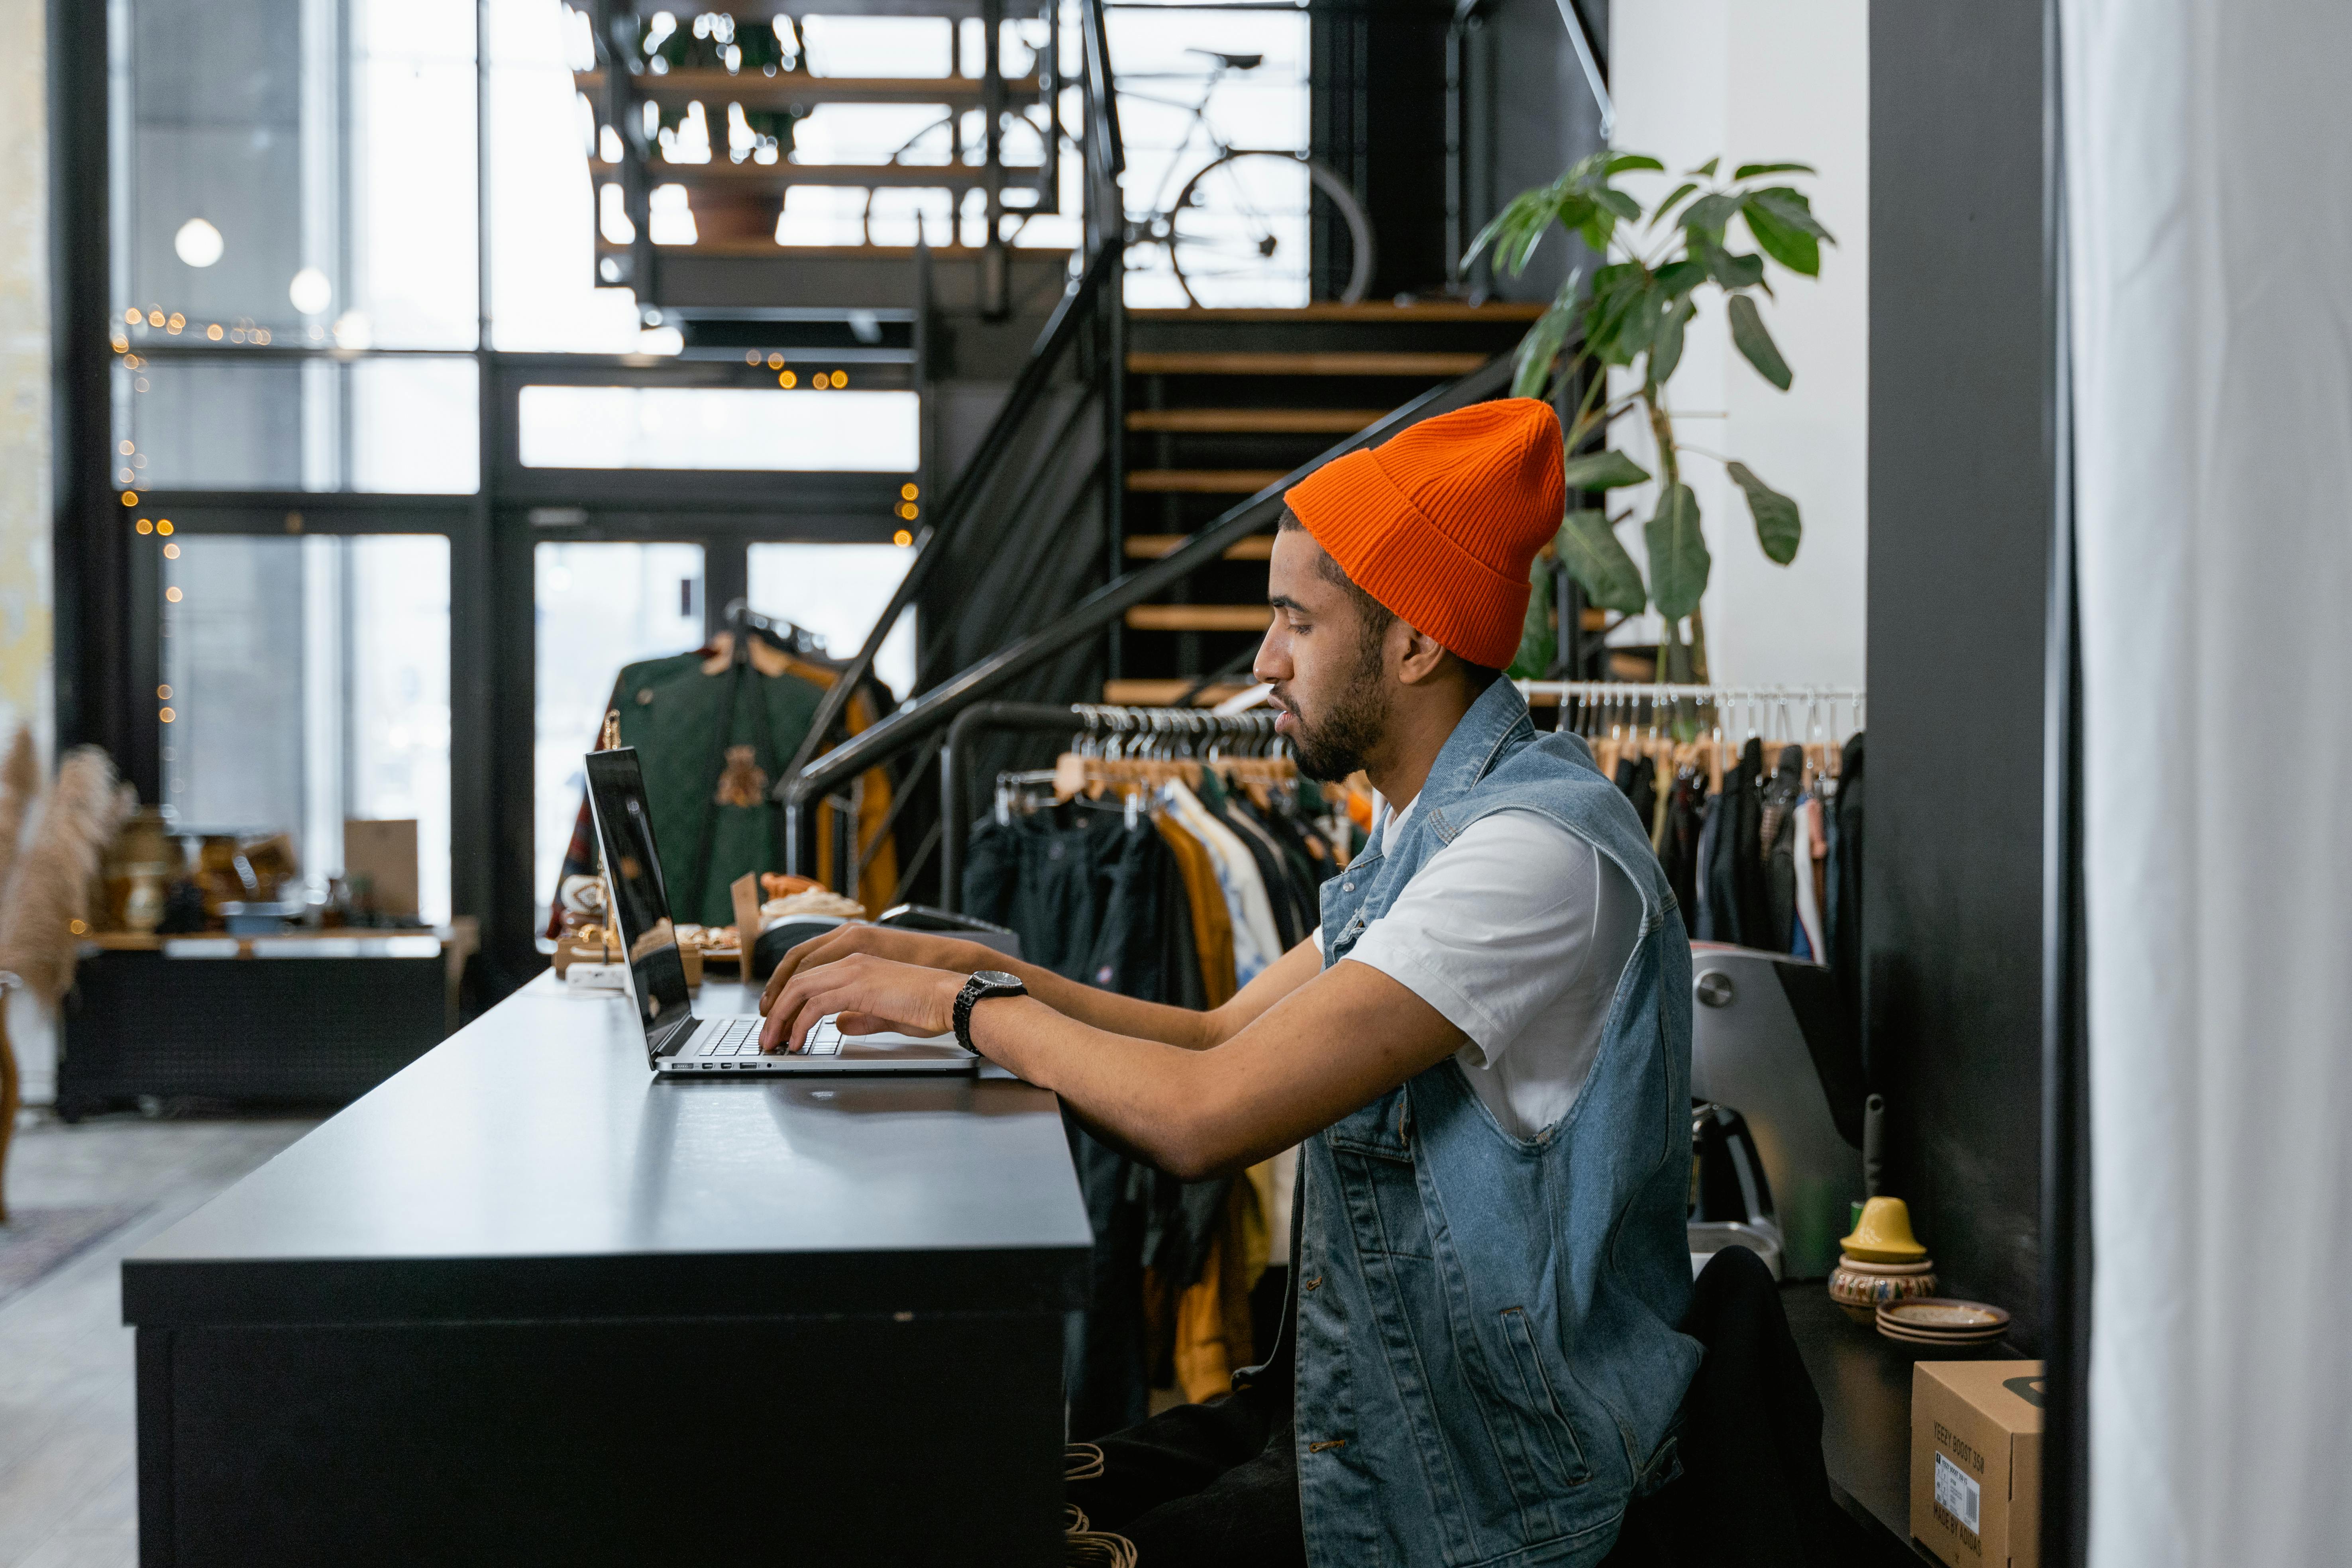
[1517,681,1867,743]
[937,702,1290,911]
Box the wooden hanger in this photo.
[699,630,796,679]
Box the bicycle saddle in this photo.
[1189,50,1264,71]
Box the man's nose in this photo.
[1251,622,1286,686]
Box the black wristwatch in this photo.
[952,969,1027,1055]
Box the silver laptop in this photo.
[584,747,978,1076]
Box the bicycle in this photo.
[1123,50,1374,307]
[857,49,1374,307]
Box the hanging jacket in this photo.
[1281,679,1699,1568]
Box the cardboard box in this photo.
[1912,1360,2044,1568]
[343,819,419,917]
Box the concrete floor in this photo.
[0,1112,318,1568]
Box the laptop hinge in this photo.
[649,1015,700,1059]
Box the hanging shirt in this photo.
[1164,780,1283,987]
[1311,791,1644,1138]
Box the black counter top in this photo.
[1785,1280,2032,1565]
[122,975,1093,1328]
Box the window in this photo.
[747,542,917,699]
[161,534,453,923]
[532,542,707,926]
[516,386,919,471]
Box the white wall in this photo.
[1607,0,1869,693]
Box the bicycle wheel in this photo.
[1167,150,1375,308]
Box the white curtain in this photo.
[2063,2,2352,1563]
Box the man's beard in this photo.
[1284,650,1389,782]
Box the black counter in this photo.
[124,975,1092,1568]
[1786,1280,2029,1566]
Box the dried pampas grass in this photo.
[0,746,136,1006]
[0,726,36,897]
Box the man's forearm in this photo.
[989,956,1223,1050]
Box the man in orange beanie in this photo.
[761,398,1697,1567]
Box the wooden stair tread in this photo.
[1125,534,1274,561]
[1103,679,1251,706]
[1126,408,1384,434]
[1127,351,1490,377]
[1126,302,1546,322]
[1124,604,1274,632]
[1126,469,1287,494]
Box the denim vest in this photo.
[1292,679,1699,1567]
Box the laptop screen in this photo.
[583,748,695,1052]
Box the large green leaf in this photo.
[1581,263,1660,367]
[1649,181,1700,227]
[1560,448,1651,491]
[1510,294,1574,399]
[1557,508,1648,616]
[1593,186,1641,223]
[1747,186,1832,237]
[1727,294,1793,389]
[1742,202,1820,276]
[1648,298,1694,388]
[1606,153,1667,175]
[1508,558,1557,681]
[1653,257,1707,297]
[1701,243,1765,290]
[1643,485,1710,621]
[1726,461,1802,563]
[1681,192,1741,236]
[1732,161,1816,180]
[1463,188,1548,273]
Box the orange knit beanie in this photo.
[1282,398,1565,669]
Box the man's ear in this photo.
[1395,622,1451,686]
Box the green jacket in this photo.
[609,652,824,928]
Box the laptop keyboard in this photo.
[692,1017,841,1058]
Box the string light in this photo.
[892,528,913,547]
[207,323,223,340]
[120,491,138,506]
[135,519,152,534]
[743,351,758,365]
[778,369,796,387]
[164,587,182,602]
[900,483,919,500]
[157,520,173,535]
[158,708,175,724]
[157,685,171,700]
[118,440,134,455]
[767,352,783,369]
[163,543,179,559]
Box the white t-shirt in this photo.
[1312,793,1643,1139]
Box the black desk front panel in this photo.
[139,1313,1062,1566]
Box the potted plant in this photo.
[1468,152,1832,685]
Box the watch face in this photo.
[974,970,1022,989]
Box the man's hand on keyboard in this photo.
[759,949,965,1054]
[758,925,999,1027]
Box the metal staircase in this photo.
[1107,301,1544,704]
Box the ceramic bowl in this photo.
[1828,1254,1940,1322]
